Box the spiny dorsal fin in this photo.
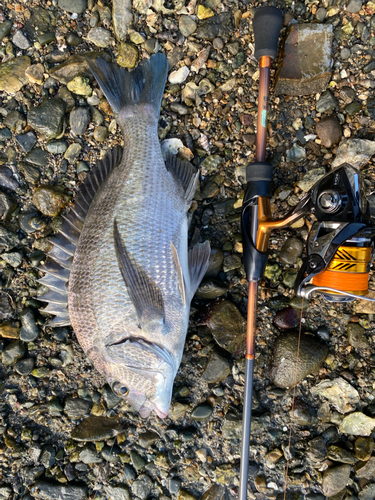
[114,219,165,334]
[171,242,186,306]
[165,153,198,208]
[38,147,123,326]
[188,241,211,302]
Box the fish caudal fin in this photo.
[38,148,123,326]
[188,241,211,302]
[86,53,168,116]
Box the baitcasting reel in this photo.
[241,162,375,303]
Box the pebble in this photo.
[0,56,31,94]
[327,445,356,464]
[64,143,82,163]
[199,300,245,355]
[19,309,39,342]
[359,484,375,500]
[279,237,303,265]
[297,167,326,192]
[0,20,12,41]
[104,484,130,500]
[67,76,92,96]
[33,186,70,217]
[18,163,40,184]
[15,357,35,376]
[273,307,300,330]
[58,0,87,14]
[71,416,123,441]
[64,397,91,419]
[195,13,232,40]
[347,323,369,349]
[138,431,160,448]
[347,0,362,13]
[0,226,20,252]
[2,340,26,365]
[202,353,230,384]
[170,103,189,115]
[322,464,351,497]
[0,191,17,220]
[87,27,111,48]
[12,30,31,50]
[356,457,375,479]
[286,143,306,162]
[66,33,83,46]
[270,332,328,388]
[332,139,375,170]
[144,39,159,54]
[168,66,190,84]
[316,115,342,148]
[117,42,139,69]
[79,444,102,464]
[93,126,109,142]
[46,140,68,154]
[0,322,20,339]
[340,412,375,436]
[191,404,213,421]
[70,107,90,136]
[2,252,22,268]
[0,128,12,142]
[28,99,66,139]
[15,132,37,153]
[311,377,359,414]
[223,254,241,272]
[130,450,146,471]
[179,16,197,37]
[131,475,153,499]
[316,90,338,113]
[204,248,223,277]
[354,436,374,461]
[169,478,182,495]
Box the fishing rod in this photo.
[239,6,375,499]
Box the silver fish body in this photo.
[39,54,210,418]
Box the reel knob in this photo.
[318,190,342,214]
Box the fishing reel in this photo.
[241,162,375,303]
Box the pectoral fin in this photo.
[114,220,165,332]
[188,241,211,301]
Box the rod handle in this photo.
[253,7,283,61]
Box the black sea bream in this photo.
[39,54,210,418]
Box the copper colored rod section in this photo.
[256,56,271,163]
[246,280,258,359]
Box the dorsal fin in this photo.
[38,147,123,326]
[165,153,198,208]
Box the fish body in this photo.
[39,54,210,417]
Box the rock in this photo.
[144,39,159,54]
[179,16,197,37]
[279,237,303,265]
[93,126,109,142]
[79,444,103,464]
[40,445,56,468]
[316,90,338,113]
[138,431,160,448]
[0,191,17,220]
[332,139,375,170]
[366,97,375,119]
[0,322,20,339]
[117,42,139,69]
[71,415,122,441]
[112,0,133,41]
[347,323,369,349]
[2,341,26,365]
[275,24,333,95]
[28,99,66,139]
[15,357,35,376]
[322,464,351,497]
[12,30,31,50]
[131,475,153,499]
[345,101,362,116]
[32,480,87,500]
[33,186,70,217]
[0,20,12,41]
[46,141,68,154]
[195,280,227,299]
[359,483,375,500]
[49,52,110,85]
[286,144,306,162]
[104,484,130,500]
[0,167,19,192]
[316,115,342,148]
[297,167,326,192]
[354,437,374,461]
[223,254,241,272]
[264,263,282,282]
[18,163,40,184]
[311,377,359,414]
[130,450,146,471]
[274,307,300,330]
[87,27,111,48]
[214,463,236,484]
[202,353,230,383]
[15,132,37,153]
[357,457,375,479]
[191,404,213,421]
[168,66,190,84]
[2,251,22,268]
[199,300,245,355]
[339,412,375,436]
[195,13,232,40]
[0,129,12,142]
[64,143,82,163]
[347,0,362,13]
[64,397,91,419]
[58,0,87,14]
[69,108,90,136]
[197,5,214,19]
[4,111,26,133]
[19,309,39,342]
[270,332,328,388]
[67,76,92,96]
[291,399,317,426]
[66,33,82,46]
[25,148,49,168]
[0,56,31,94]
[170,103,190,115]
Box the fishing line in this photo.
[283,299,304,500]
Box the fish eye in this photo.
[112,381,129,397]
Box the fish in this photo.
[38,53,211,418]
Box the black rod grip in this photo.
[253,7,283,61]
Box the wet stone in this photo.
[354,437,374,461]
[345,101,362,116]
[66,33,83,46]
[356,456,375,479]
[0,128,12,142]
[179,16,197,37]
[0,292,13,319]
[15,357,35,376]
[275,24,333,95]
[64,397,91,419]
[274,307,300,330]
[169,479,182,495]
[359,484,375,500]
[347,323,369,349]
[0,191,17,220]
[28,99,65,139]
[332,139,375,170]
[264,263,282,282]
[316,90,338,113]
[138,431,160,448]
[102,445,121,463]
[40,445,56,468]
[18,163,40,184]
[316,115,342,148]
[131,475,153,499]
[93,126,109,142]
[0,226,19,252]
[15,132,37,153]
[104,484,130,500]
[0,20,12,41]
[327,445,356,464]
[25,148,49,168]
[347,0,362,13]
[279,237,303,265]
[46,140,68,154]
[33,186,70,217]
[202,353,230,384]
[2,341,26,365]
[131,450,146,471]
[70,107,90,136]
[223,254,241,272]
[87,27,111,48]
[291,399,317,426]
[117,43,139,69]
[19,309,39,342]
[195,13,232,40]
[311,377,359,414]
[191,404,213,421]
[0,56,31,94]
[58,0,87,13]
[71,416,123,441]
[67,76,92,96]
[0,322,19,339]
[322,464,351,497]
[340,412,375,436]
[297,167,326,192]
[12,30,31,50]
[270,332,328,388]
[2,252,22,268]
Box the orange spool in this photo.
[312,245,372,295]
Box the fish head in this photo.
[104,338,176,418]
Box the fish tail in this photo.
[86,53,168,116]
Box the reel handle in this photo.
[253,7,283,61]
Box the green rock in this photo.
[354,436,374,461]
[345,101,362,116]
[282,269,298,288]
[0,20,12,41]
[0,56,31,94]
[129,31,145,44]
[28,99,66,139]
[327,445,356,464]
[64,143,82,163]
[67,76,92,96]
[264,263,282,282]
[214,464,236,484]
[33,186,70,217]
[117,42,139,69]
[32,367,50,378]
[340,412,375,436]
[202,353,230,384]
[130,450,146,471]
